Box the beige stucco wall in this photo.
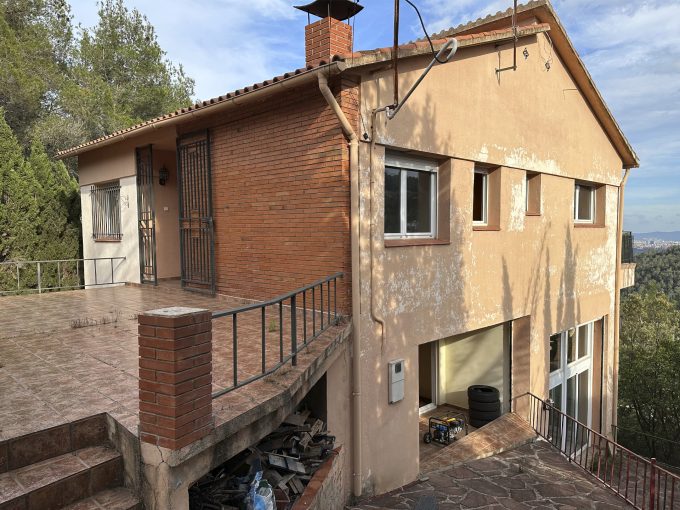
[80,174,140,286]
[152,149,181,279]
[353,30,622,495]
[78,138,181,284]
[438,324,508,410]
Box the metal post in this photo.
[291,295,297,366]
[110,257,114,284]
[57,261,61,289]
[650,458,657,510]
[261,307,266,374]
[233,315,238,387]
[279,302,283,362]
[37,262,42,294]
[16,264,20,291]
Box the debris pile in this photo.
[189,410,335,509]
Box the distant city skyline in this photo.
[69,0,680,232]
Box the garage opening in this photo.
[419,323,511,462]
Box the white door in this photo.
[548,322,594,453]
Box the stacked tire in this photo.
[467,385,501,429]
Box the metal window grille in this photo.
[91,182,122,240]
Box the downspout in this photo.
[612,167,631,435]
[318,73,363,497]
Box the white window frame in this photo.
[384,153,438,240]
[574,183,595,224]
[472,167,489,226]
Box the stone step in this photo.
[0,445,123,510]
[0,414,108,473]
[60,487,142,510]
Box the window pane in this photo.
[406,170,432,233]
[576,185,593,221]
[549,334,561,372]
[578,370,589,424]
[578,324,589,358]
[473,172,486,222]
[384,168,401,234]
[567,328,576,363]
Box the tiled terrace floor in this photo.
[0,283,346,440]
[350,441,631,509]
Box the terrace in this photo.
[0,279,349,442]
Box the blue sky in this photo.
[69,0,680,233]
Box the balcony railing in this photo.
[522,393,679,510]
[622,231,635,264]
[211,272,344,398]
[0,257,126,296]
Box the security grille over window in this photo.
[91,182,122,240]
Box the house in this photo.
[51,0,640,506]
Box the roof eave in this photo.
[57,62,347,159]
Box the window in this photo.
[472,168,488,224]
[91,181,122,240]
[525,172,541,215]
[574,183,595,223]
[384,153,437,239]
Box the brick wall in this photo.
[305,17,353,68]
[179,78,356,314]
[138,307,213,450]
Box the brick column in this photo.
[138,307,213,450]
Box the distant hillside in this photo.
[632,246,680,307]
[635,231,680,241]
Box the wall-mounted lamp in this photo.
[159,166,169,186]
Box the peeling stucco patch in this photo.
[508,181,526,232]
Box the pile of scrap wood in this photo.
[189,410,335,509]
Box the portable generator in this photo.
[423,412,467,446]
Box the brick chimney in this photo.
[305,17,353,68]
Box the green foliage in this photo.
[618,286,680,466]
[632,246,680,308]
[0,0,195,290]
[0,0,194,157]
[0,110,81,292]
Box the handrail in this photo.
[211,272,344,399]
[520,392,679,510]
[0,257,126,295]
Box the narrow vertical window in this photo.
[525,172,541,215]
[574,183,595,223]
[472,169,488,224]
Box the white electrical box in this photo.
[388,359,405,404]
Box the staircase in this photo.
[0,414,141,510]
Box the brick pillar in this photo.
[305,16,353,68]
[138,307,213,450]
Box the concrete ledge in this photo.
[293,446,345,510]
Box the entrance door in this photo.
[136,145,157,284]
[548,322,594,453]
[176,131,215,294]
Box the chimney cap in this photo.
[294,0,363,22]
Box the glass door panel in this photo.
[548,385,563,449]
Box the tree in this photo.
[618,286,680,466]
[62,0,194,140]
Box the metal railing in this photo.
[0,257,126,295]
[211,272,343,398]
[523,393,679,510]
[622,231,635,264]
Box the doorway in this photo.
[418,342,438,413]
[177,131,216,294]
[136,145,157,284]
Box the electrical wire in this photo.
[403,0,447,64]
